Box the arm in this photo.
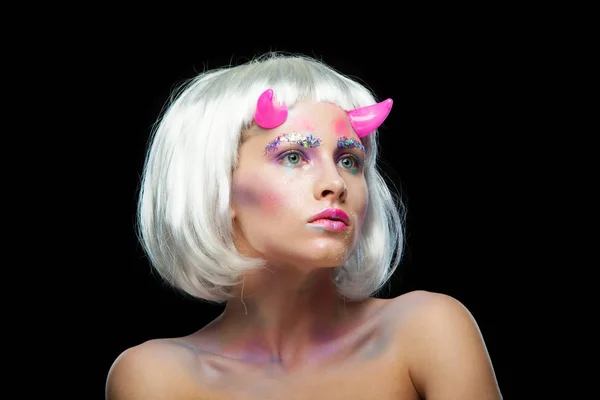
[404,291,503,400]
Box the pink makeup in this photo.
[232,175,281,210]
[333,118,352,137]
[308,219,348,232]
[307,208,350,232]
[253,88,394,138]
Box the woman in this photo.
[106,53,502,399]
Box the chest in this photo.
[201,357,418,400]
[193,324,420,400]
[182,298,419,399]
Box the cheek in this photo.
[359,200,369,222]
[259,190,282,210]
[232,181,284,211]
[355,185,369,222]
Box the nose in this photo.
[314,170,348,202]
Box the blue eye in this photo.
[338,154,362,173]
[278,150,305,167]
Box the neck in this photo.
[206,266,360,369]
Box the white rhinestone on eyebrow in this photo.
[263,132,323,155]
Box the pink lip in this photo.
[309,219,348,231]
[308,208,350,226]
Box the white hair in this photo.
[138,52,405,303]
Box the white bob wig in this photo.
[138,52,405,303]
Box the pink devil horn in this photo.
[347,98,393,138]
[254,89,288,129]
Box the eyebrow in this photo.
[337,136,366,154]
[263,132,322,155]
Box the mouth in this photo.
[308,208,350,231]
[308,219,349,232]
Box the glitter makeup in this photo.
[263,132,322,155]
[333,118,352,137]
[337,136,366,154]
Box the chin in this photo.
[301,240,353,266]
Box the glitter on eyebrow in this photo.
[337,136,366,153]
[263,132,323,155]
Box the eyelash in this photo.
[276,150,363,171]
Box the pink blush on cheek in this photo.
[233,183,282,211]
[333,118,352,137]
[259,190,282,210]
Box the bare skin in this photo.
[107,102,502,398]
[217,101,372,371]
[106,291,502,399]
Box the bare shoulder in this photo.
[388,290,503,399]
[105,339,207,400]
[387,289,472,320]
[375,290,471,329]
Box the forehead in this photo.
[285,101,354,138]
[242,101,360,147]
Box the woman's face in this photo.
[231,101,368,269]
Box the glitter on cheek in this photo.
[333,118,352,137]
[335,246,346,263]
[335,223,354,262]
